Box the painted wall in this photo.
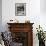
[40,0,46,32]
[0,0,2,32]
[2,0,40,46]
[2,0,40,30]
[40,0,46,14]
[2,0,46,46]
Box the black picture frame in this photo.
[15,3,26,16]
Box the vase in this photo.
[39,40,45,46]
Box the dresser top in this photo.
[7,23,34,25]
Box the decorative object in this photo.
[44,31,46,40]
[15,3,26,16]
[36,25,45,46]
[0,32,5,46]
[25,20,30,23]
[1,31,12,46]
[8,19,19,23]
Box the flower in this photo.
[36,25,45,41]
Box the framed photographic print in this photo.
[15,3,26,16]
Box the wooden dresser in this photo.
[7,23,34,46]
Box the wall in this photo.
[3,0,46,46]
[2,0,40,30]
[0,0,2,32]
[40,0,46,14]
[2,0,40,46]
[40,0,46,32]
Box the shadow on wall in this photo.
[40,0,46,14]
[0,0,2,32]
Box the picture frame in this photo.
[15,3,26,16]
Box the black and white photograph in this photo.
[15,3,26,16]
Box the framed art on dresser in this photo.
[15,3,26,16]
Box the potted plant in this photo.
[36,25,45,46]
